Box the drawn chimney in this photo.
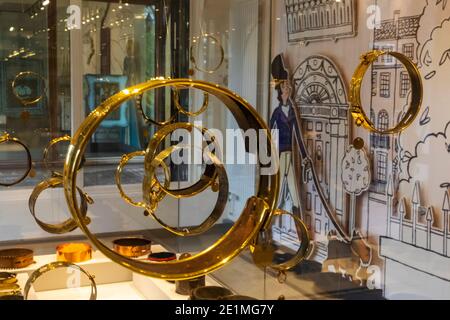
[426,207,434,250]
[443,191,450,256]
[412,182,421,245]
[399,198,406,242]
[386,175,394,237]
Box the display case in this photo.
[0,0,448,301]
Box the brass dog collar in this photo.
[113,238,152,258]
[56,243,93,263]
[0,249,34,269]
[0,272,17,285]
[349,50,423,134]
[0,134,32,187]
[24,261,97,300]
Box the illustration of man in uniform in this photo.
[270,54,300,232]
[270,80,297,154]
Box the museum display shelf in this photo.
[1,239,222,300]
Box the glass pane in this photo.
[80,1,155,187]
[0,0,72,188]
[0,0,72,242]
[176,0,271,299]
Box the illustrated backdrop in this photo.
[271,0,450,299]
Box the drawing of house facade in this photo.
[370,11,419,195]
[285,0,356,43]
[271,0,450,299]
[290,55,349,261]
[367,11,420,237]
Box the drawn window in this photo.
[306,193,312,211]
[376,152,388,183]
[373,45,381,62]
[400,71,410,98]
[372,72,377,96]
[307,139,313,156]
[316,122,323,132]
[306,214,312,230]
[325,142,330,186]
[380,73,391,98]
[315,219,322,234]
[370,109,376,123]
[307,139,313,182]
[383,54,393,64]
[382,46,393,64]
[315,195,322,216]
[378,110,389,131]
[316,143,324,183]
[403,43,414,60]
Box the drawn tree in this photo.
[341,145,371,238]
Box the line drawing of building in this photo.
[366,11,420,240]
[370,11,420,198]
[370,11,420,201]
[287,55,350,262]
[285,0,356,44]
[380,176,450,299]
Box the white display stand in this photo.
[5,245,222,300]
